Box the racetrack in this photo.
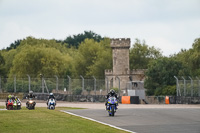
[65,108,200,133]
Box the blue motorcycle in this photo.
[106,96,118,116]
[48,98,56,110]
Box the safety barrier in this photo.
[121,96,139,104]
[165,96,170,104]
[0,93,23,100]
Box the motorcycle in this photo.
[13,100,17,110]
[16,99,21,110]
[7,99,13,110]
[27,98,36,110]
[48,98,56,110]
[106,96,118,116]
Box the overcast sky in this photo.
[0,0,200,56]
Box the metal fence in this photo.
[0,76,107,95]
[174,76,200,97]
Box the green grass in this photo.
[0,106,127,133]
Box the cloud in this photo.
[0,22,39,49]
[0,0,200,56]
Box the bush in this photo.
[110,87,119,93]
[162,85,176,96]
[4,80,29,93]
[72,87,82,95]
[85,86,92,94]
[145,89,155,96]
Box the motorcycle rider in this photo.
[14,96,21,103]
[26,91,36,108]
[14,96,21,109]
[11,95,15,101]
[46,93,56,106]
[5,94,12,109]
[105,89,118,110]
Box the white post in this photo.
[80,75,84,92]
[27,74,31,92]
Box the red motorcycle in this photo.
[7,99,13,110]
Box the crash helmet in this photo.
[29,91,33,94]
[50,93,53,96]
[110,89,115,96]
[8,95,12,99]
[15,96,18,99]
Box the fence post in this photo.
[196,77,200,97]
[14,75,16,93]
[27,74,31,92]
[174,76,179,96]
[105,76,109,93]
[40,74,44,94]
[67,75,71,95]
[54,75,58,93]
[116,76,120,97]
[189,76,193,97]
[93,76,96,101]
[0,75,1,93]
[80,75,84,92]
[182,76,186,96]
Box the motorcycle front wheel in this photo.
[111,106,115,116]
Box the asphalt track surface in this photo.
[65,106,200,133]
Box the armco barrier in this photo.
[130,96,139,104]
[32,93,107,102]
[0,93,23,100]
[122,96,130,104]
[122,96,139,104]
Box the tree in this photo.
[87,38,112,78]
[9,38,73,78]
[174,37,200,76]
[0,49,17,76]
[144,57,186,96]
[0,52,6,76]
[6,39,22,51]
[63,31,103,48]
[18,36,68,53]
[73,38,112,78]
[130,39,162,69]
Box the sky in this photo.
[0,0,200,56]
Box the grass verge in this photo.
[0,106,127,133]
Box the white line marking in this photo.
[60,110,136,133]
[0,109,7,110]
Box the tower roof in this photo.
[111,38,130,48]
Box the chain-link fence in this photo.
[0,76,108,96]
[175,76,200,97]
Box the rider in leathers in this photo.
[46,93,56,106]
[105,89,118,110]
[26,91,36,108]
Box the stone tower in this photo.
[105,38,146,94]
[105,38,131,92]
[111,38,130,75]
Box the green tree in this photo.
[6,39,22,51]
[130,39,162,69]
[63,31,103,48]
[87,38,112,78]
[73,38,112,78]
[18,36,68,53]
[0,49,17,76]
[9,44,72,78]
[174,37,200,76]
[0,52,6,76]
[144,57,186,96]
